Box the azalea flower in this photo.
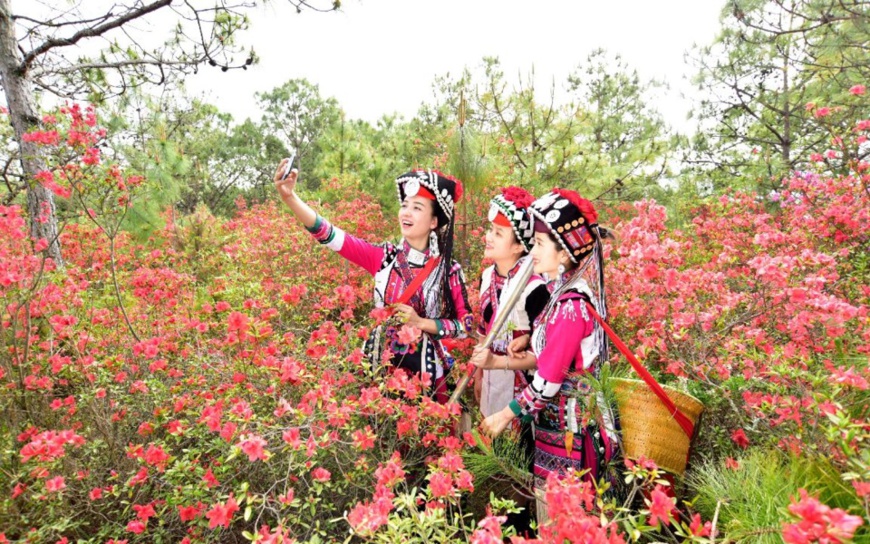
[205,496,239,529]
[647,485,675,527]
[311,467,331,483]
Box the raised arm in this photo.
[274,161,384,275]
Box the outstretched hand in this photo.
[274,159,298,200]
[480,408,513,438]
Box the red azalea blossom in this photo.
[45,476,66,493]
[202,468,219,487]
[132,503,156,521]
[143,444,170,470]
[783,489,864,543]
[375,453,406,488]
[731,428,751,449]
[689,513,712,537]
[227,311,250,334]
[126,520,146,534]
[205,496,239,529]
[852,481,870,497]
[178,503,203,522]
[647,485,675,527]
[352,426,377,450]
[311,467,331,482]
[428,471,454,498]
[396,324,422,345]
[470,513,506,544]
[238,434,270,462]
[11,484,26,499]
[347,494,393,536]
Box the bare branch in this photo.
[36,57,194,77]
[12,10,114,30]
[20,0,173,74]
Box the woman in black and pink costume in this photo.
[274,161,473,402]
[480,188,619,518]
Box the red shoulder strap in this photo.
[584,302,695,438]
[395,257,441,307]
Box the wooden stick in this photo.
[448,257,536,405]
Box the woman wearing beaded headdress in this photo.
[469,186,548,417]
[274,161,473,402]
[480,188,619,520]
[469,186,549,536]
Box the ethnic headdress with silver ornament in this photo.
[395,170,464,226]
[529,188,599,263]
[488,186,535,252]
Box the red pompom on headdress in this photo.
[501,186,534,209]
[553,187,598,225]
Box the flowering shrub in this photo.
[783,489,864,543]
[2,98,869,543]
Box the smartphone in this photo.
[281,153,297,180]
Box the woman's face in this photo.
[484,222,524,263]
[530,231,568,277]
[398,195,438,242]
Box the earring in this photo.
[555,263,566,288]
[429,230,440,257]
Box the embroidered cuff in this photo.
[509,399,534,423]
[305,215,323,234]
[305,215,344,250]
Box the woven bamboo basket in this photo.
[612,378,704,475]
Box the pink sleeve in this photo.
[450,265,474,335]
[535,298,594,383]
[307,215,384,276]
[336,233,385,276]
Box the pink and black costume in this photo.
[306,170,473,399]
[508,189,619,486]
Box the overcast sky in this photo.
[183,0,726,134]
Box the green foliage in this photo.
[686,0,870,193]
[256,79,342,191]
[463,429,532,491]
[424,54,675,202]
[688,450,868,543]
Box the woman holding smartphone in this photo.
[274,161,473,402]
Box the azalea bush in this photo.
[1,94,869,544]
[603,91,869,540]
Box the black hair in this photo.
[436,215,458,319]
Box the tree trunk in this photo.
[0,0,63,266]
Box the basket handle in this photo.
[585,302,695,438]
